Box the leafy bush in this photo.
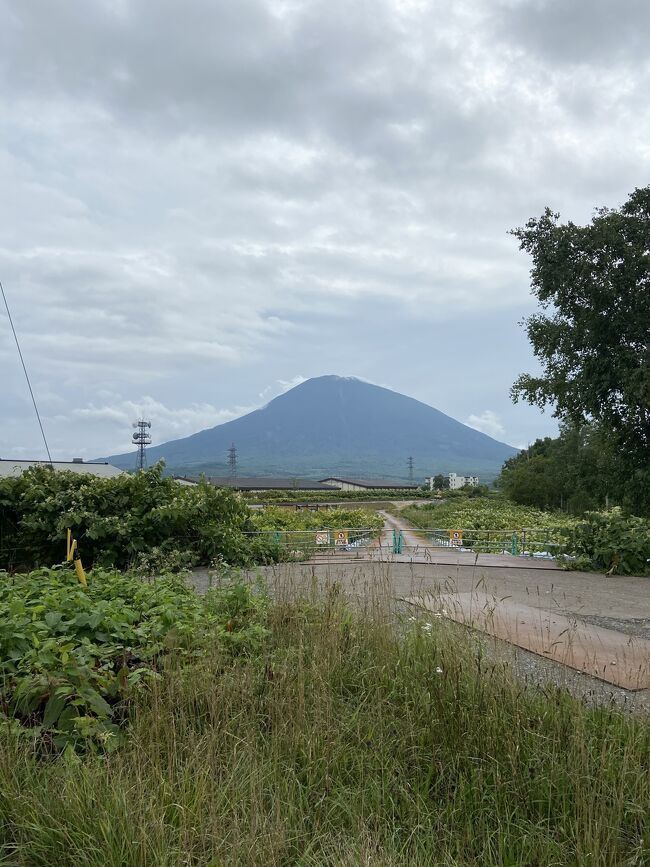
[0,464,263,570]
[0,566,267,751]
[571,508,650,575]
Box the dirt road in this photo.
[189,510,650,707]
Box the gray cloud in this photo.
[496,0,650,65]
[1,0,648,461]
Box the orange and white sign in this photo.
[334,531,349,547]
[315,531,330,546]
[449,530,463,547]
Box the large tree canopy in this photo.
[511,186,650,458]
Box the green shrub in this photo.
[0,464,261,570]
[0,567,267,751]
[571,508,650,575]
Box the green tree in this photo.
[511,186,650,513]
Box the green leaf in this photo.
[43,692,68,727]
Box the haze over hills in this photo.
[103,376,518,480]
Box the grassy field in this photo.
[1,568,648,865]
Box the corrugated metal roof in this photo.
[0,459,125,479]
[187,477,338,491]
[319,477,419,489]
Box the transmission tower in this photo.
[132,419,152,470]
[228,443,238,480]
[407,455,414,482]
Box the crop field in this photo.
[401,496,578,534]
[399,496,650,574]
[1,565,649,865]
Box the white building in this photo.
[448,472,479,490]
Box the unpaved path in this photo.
[376,509,561,569]
[189,511,650,707]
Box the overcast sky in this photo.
[1,0,648,463]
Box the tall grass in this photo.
[1,581,648,866]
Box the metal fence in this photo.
[242,526,574,560]
[243,528,384,559]
[395,526,574,558]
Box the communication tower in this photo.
[407,455,414,482]
[132,419,152,470]
[228,443,238,480]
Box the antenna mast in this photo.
[407,455,414,482]
[228,443,238,480]
[132,419,152,470]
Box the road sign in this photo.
[334,531,349,547]
[315,531,330,546]
[449,529,463,547]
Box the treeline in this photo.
[499,423,649,517]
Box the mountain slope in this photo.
[104,376,518,479]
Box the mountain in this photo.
[102,376,518,480]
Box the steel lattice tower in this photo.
[228,443,238,479]
[407,455,414,482]
[132,419,152,470]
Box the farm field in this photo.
[398,496,650,574]
[1,564,649,866]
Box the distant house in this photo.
[186,477,338,493]
[318,477,419,492]
[447,472,479,490]
[0,458,125,479]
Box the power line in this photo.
[0,278,52,464]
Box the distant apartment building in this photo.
[448,472,479,490]
[425,472,480,491]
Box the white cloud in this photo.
[465,410,506,440]
[67,396,255,458]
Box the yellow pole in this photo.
[66,529,88,586]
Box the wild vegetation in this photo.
[239,487,438,503]
[0,466,381,572]
[0,566,267,752]
[250,506,382,532]
[401,495,577,533]
[400,494,650,574]
[0,567,648,866]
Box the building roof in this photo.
[319,477,419,490]
[0,459,125,479]
[186,476,338,491]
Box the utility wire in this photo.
[0,278,53,464]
